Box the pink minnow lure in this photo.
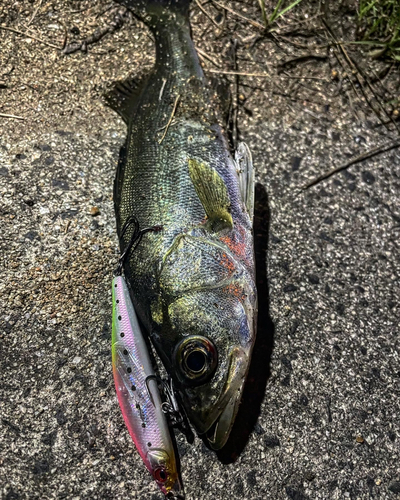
[111,275,182,497]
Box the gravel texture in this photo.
[1,1,400,499]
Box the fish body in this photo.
[110,0,257,449]
[112,275,182,496]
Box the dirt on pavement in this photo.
[1,1,400,499]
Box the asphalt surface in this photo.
[1,1,400,499]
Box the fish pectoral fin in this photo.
[104,76,148,124]
[188,158,233,232]
[235,142,254,224]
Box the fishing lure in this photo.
[112,271,183,497]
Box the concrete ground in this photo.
[1,1,399,499]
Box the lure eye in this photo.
[154,466,168,484]
[174,335,218,385]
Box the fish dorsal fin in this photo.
[235,142,254,224]
[188,158,233,232]
[104,76,147,124]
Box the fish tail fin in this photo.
[115,0,191,29]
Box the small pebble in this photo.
[90,206,100,216]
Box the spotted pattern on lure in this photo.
[112,275,181,497]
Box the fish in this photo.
[112,273,183,497]
[107,0,257,450]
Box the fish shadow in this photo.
[216,182,274,463]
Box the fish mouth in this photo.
[201,347,249,450]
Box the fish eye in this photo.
[185,349,206,373]
[154,466,168,484]
[174,336,218,385]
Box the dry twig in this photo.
[0,113,25,120]
[158,94,180,144]
[304,141,400,189]
[158,78,167,102]
[206,69,270,77]
[197,47,220,67]
[274,33,329,50]
[195,0,222,29]
[339,41,400,135]
[322,19,399,136]
[282,73,329,82]
[211,0,265,31]
[0,25,59,49]
[62,7,127,54]
[278,53,327,71]
[26,0,44,27]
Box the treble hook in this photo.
[161,377,182,421]
[145,375,184,426]
[114,215,162,276]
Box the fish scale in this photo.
[110,0,257,451]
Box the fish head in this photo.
[156,233,257,449]
[168,292,255,450]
